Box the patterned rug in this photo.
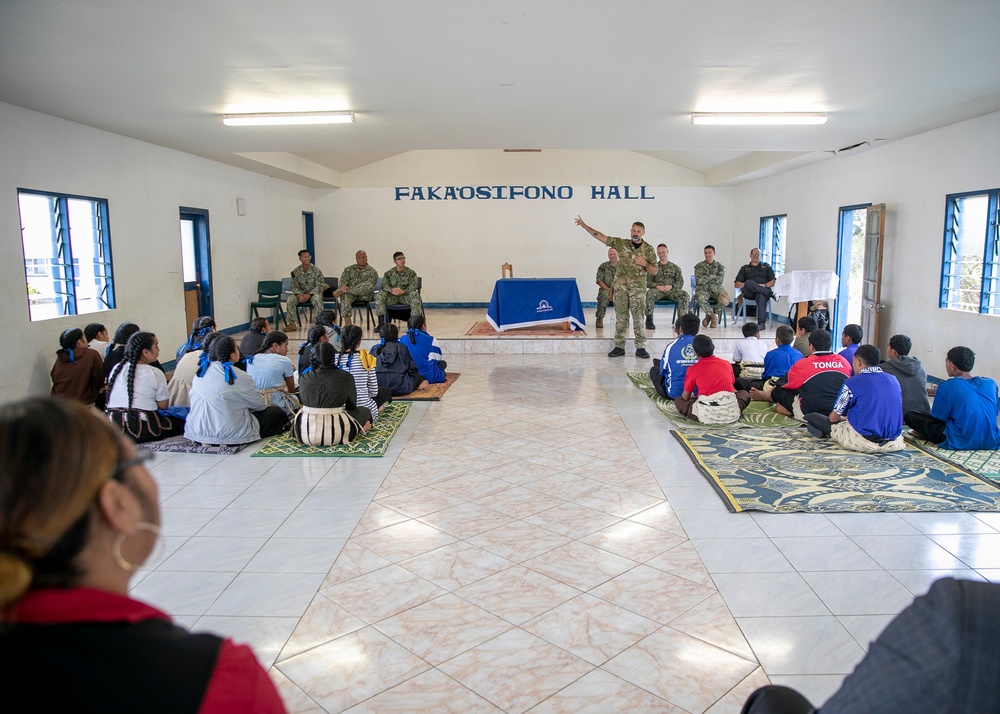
[464,320,586,337]
[675,428,1000,513]
[395,372,460,401]
[627,372,799,430]
[252,402,410,458]
[144,436,248,455]
[907,437,1000,485]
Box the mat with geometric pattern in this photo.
[394,372,460,401]
[906,436,1000,485]
[675,427,1000,513]
[251,402,410,457]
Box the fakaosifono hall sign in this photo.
[393,185,655,201]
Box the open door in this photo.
[180,208,214,332]
[860,204,886,346]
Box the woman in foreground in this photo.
[0,397,286,712]
[294,341,371,445]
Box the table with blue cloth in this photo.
[486,278,586,331]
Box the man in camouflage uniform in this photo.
[285,249,325,331]
[332,250,379,327]
[575,215,658,358]
[594,247,619,329]
[694,245,727,328]
[375,251,423,328]
[645,243,688,330]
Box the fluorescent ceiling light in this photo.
[222,111,355,126]
[692,112,827,126]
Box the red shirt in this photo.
[783,351,852,391]
[3,588,287,713]
[683,355,736,396]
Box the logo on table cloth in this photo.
[536,300,554,313]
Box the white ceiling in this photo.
[3,1,999,186]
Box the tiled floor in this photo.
[134,308,995,712]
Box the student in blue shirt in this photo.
[735,325,802,392]
[650,313,700,399]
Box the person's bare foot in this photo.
[749,388,770,402]
[362,421,372,432]
[418,380,429,390]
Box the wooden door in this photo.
[860,204,886,346]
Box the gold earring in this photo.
[112,522,161,572]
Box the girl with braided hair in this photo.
[184,336,288,445]
[238,316,269,359]
[0,397,286,711]
[372,322,427,396]
[335,325,391,423]
[297,325,329,375]
[314,309,343,351]
[293,341,371,445]
[50,327,105,406]
[105,331,183,443]
[403,314,447,384]
[175,316,216,360]
[245,331,300,415]
[104,322,164,380]
[167,331,222,408]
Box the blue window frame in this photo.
[940,188,1000,315]
[759,214,786,276]
[18,189,115,321]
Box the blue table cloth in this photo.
[486,278,586,331]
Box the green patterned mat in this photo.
[906,437,1000,485]
[252,402,410,457]
[627,371,799,430]
[675,428,1000,513]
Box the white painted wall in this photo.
[0,102,316,400]
[733,110,1000,379]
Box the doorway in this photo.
[835,204,870,336]
[179,207,214,332]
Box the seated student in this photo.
[803,344,905,453]
[735,325,802,392]
[50,327,104,406]
[650,313,700,400]
[297,325,329,375]
[792,315,816,358]
[168,332,221,408]
[741,578,1000,714]
[881,333,931,413]
[314,309,343,352]
[838,323,863,373]
[185,336,288,445]
[336,325,392,424]
[84,322,109,355]
[175,316,216,361]
[731,322,769,380]
[758,329,852,420]
[104,323,165,380]
[245,331,299,415]
[372,323,428,396]
[105,331,184,443]
[239,316,269,359]
[403,314,447,384]
[674,334,751,424]
[904,345,1000,450]
[293,341,372,445]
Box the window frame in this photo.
[939,188,1000,316]
[17,188,116,321]
[758,214,787,276]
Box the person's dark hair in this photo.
[107,331,156,409]
[315,310,337,327]
[259,330,288,354]
[201,332,222,355]
[108,322,140,357]
[947,346,975,373]
[338,325,364,363]
[249,317,268,334]
[888,334,912,356]
[0,397,125,607]
[299,326,328,358]
[58,328,84,355]
[632,222,645,230]
[310,341,338,370]
[84,323,105,342]
[379,323,400,342]
[657,243,667,250]
[393,251,404,260]
[808,329,833,352]
[297,249,309,257]
[208,336,239,384]
[741,323,760,338]
[775,325,794,345]
[179,316,216,357]
[855,344,880,367]
[842,324,863,345]
[407,314,427,344]
[692,334,715,358]
[797,316,817,333]
[678,313,700,336]
[704,244,716,252]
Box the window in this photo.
[940,189,1000,315]
[759,214,786,276]
[18,189,115,321]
